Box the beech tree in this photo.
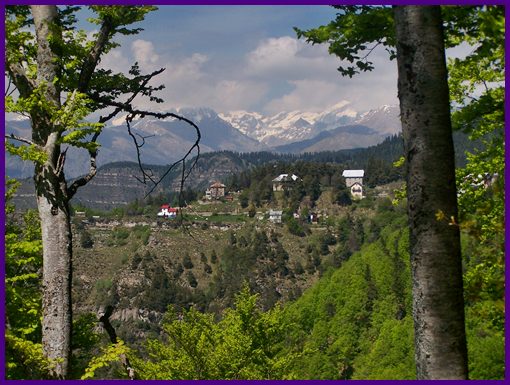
[393,7,467,378]
[5,5,200,378]
[293,5,506,379]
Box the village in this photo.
[155,169,367,225]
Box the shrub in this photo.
[80,230,94,249]
[286,217,305,237]
[186,271,198,288]
[182,254,194,269]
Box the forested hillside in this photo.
[60,199,501,380]
[10,131,475,211]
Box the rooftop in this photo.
[342,170,365,178]
[273,173,300,182]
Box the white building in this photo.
[157,204,178,218]
[342,169,365,199]
[269,210,283,223]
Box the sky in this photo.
[84,5,400,116]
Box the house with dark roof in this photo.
[206,181,226,200]
[272,173,300,192]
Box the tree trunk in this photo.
[394,6,468,379]
[37,185,73,379]
[31,5,73,379]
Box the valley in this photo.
[69,184,400,367]
[6,131,502,380]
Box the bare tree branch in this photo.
[5,76,13,97]
[67,68,167,197]
[67,149,97,199]
[6,62,36,98]
[78,16,114,92]
[95,68,166,124]
[123,109,201,198]
[97,305,136,380]
[5,133,38,147]
[126,116,157,186]
[360,40,382,61]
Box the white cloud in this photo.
[131,39,160,71]
[97,41,268,113]
[264,79,341,114]
[246,36,299,73]
[95,32,397,118]
[245,36,337,81]
[98,49,131,74]
[245,36,398,113]
[213,80,269,111]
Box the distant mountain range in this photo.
[219,102,400,146]
[5,103,401,179]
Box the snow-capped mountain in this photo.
[219,101,398,147]
[354,105,401,135]
[6,104,401,179]
[5,107,266,179]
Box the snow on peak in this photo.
[178,106,218,123]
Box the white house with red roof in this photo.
[157,204,178,218]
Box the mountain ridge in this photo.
[5,103,401,179]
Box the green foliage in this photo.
[465,302,505,379]
[5,332,49,379]
[108,227,130,246]
[5,142,47,164]
[295,6,395,77]
[5,179,102,379]
[247,203,256,218]
[132,225,151,245]
[182,253,194,269]
[239,190,249,208]
[281,215,414,379]
[5,4,159,160]
[131,286,299,379]
[95,279,113,292]
[295,7,504,378]
[186,271,198,288]
[448,7,504,380]
[352,317,415,379]
[210,250,218,264]
[81,340,131,380]
[286,217,306,237]
[6,87,104,152]
[69,314,102,379]
[5,179,46,379]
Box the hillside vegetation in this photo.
[77,200,502,380]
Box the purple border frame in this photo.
[1,0,508,384]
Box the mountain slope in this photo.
[5,108,265,179]
[273,124,384,153]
